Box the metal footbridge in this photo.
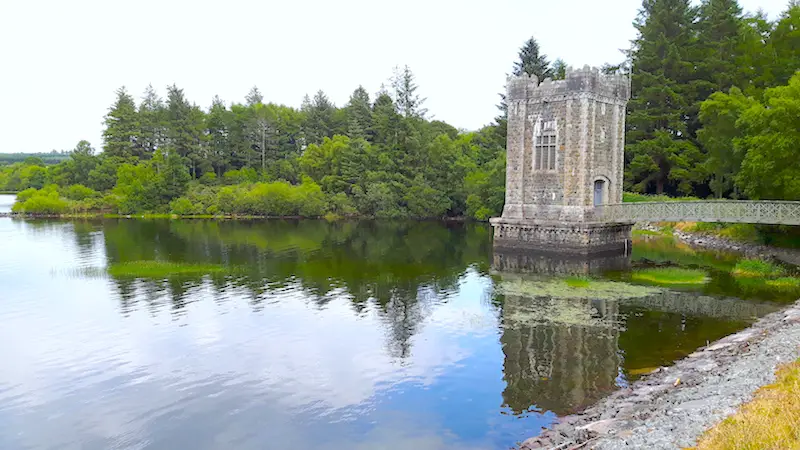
[598,201,800,226]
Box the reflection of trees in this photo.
[501,295,621,416]
[95,219,492,356]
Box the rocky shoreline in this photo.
[521,300,800,449]
[520,226,800,449]
[640,222,800,266]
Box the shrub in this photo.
[13,189,70,214]
[169,197,199,215]
[64,184,99,201]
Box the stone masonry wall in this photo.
[501,66,629,223]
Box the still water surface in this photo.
[0,199,793,449]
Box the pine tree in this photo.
[102,87,139,158]
[695,0,745,94]
[769,3,800,86]
[165,85,206,177]
[496,37,554,133]
[302,90,335,145]
[345,86,373,140]
[371,87,401,149]
[689,0,747,141]
[551,59,568,80]
[245,86,264,106]
[137,84,165,159]
[391,65,427,119]
[512,37,553,80]
[626,0,702,194]
[207,96,231,176]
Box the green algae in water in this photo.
[497,276,661,301]
[732,259,787,278]
[107,261,231,278]
[631,267,709,286]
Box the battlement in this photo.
[506,65,630,102]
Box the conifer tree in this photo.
[345,86,373,140]
[137,84,165,159]
[626,0,702,194]
[512,37,553,80]
[245,86,264,106]
[103,87,139,158]
[391,65,427,119]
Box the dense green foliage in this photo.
[3,68,506,218]
[626,1,800,199]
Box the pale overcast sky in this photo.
[0,0,790,154]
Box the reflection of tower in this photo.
[492,247,631,276]
[501,295,621,416]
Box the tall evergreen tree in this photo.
[391,65,427,119]
[165,85,206,177]
[690,0,746,138]
[512,37,553,80]
[245,86,264,106]
[345,86,373,140]
[207,95,231,176]
[626,0,702,194]
[496,37,555,135]
[302,90,335,145]
[102,87,139,158]
[371,87,401,150]
[768,3,800,86]
[137,84,165,159]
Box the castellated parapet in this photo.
[490,66,633,255]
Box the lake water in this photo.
[0,198,794,449]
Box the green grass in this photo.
[732,259,787,278]
[106,261,232,278]
[630,267,709,286]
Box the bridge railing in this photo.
[596,200,800,226]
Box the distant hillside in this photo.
[0,152,69,166]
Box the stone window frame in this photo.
[534,119,558,172]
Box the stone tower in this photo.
[490,66,633,254]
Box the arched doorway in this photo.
[594,179,609,207]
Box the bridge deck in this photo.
[598,201,800,226]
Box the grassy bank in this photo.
[691,359,800,450]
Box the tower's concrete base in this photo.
[489,218,634,256]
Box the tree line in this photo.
[4,0,800,217]
[4,66,506,218]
